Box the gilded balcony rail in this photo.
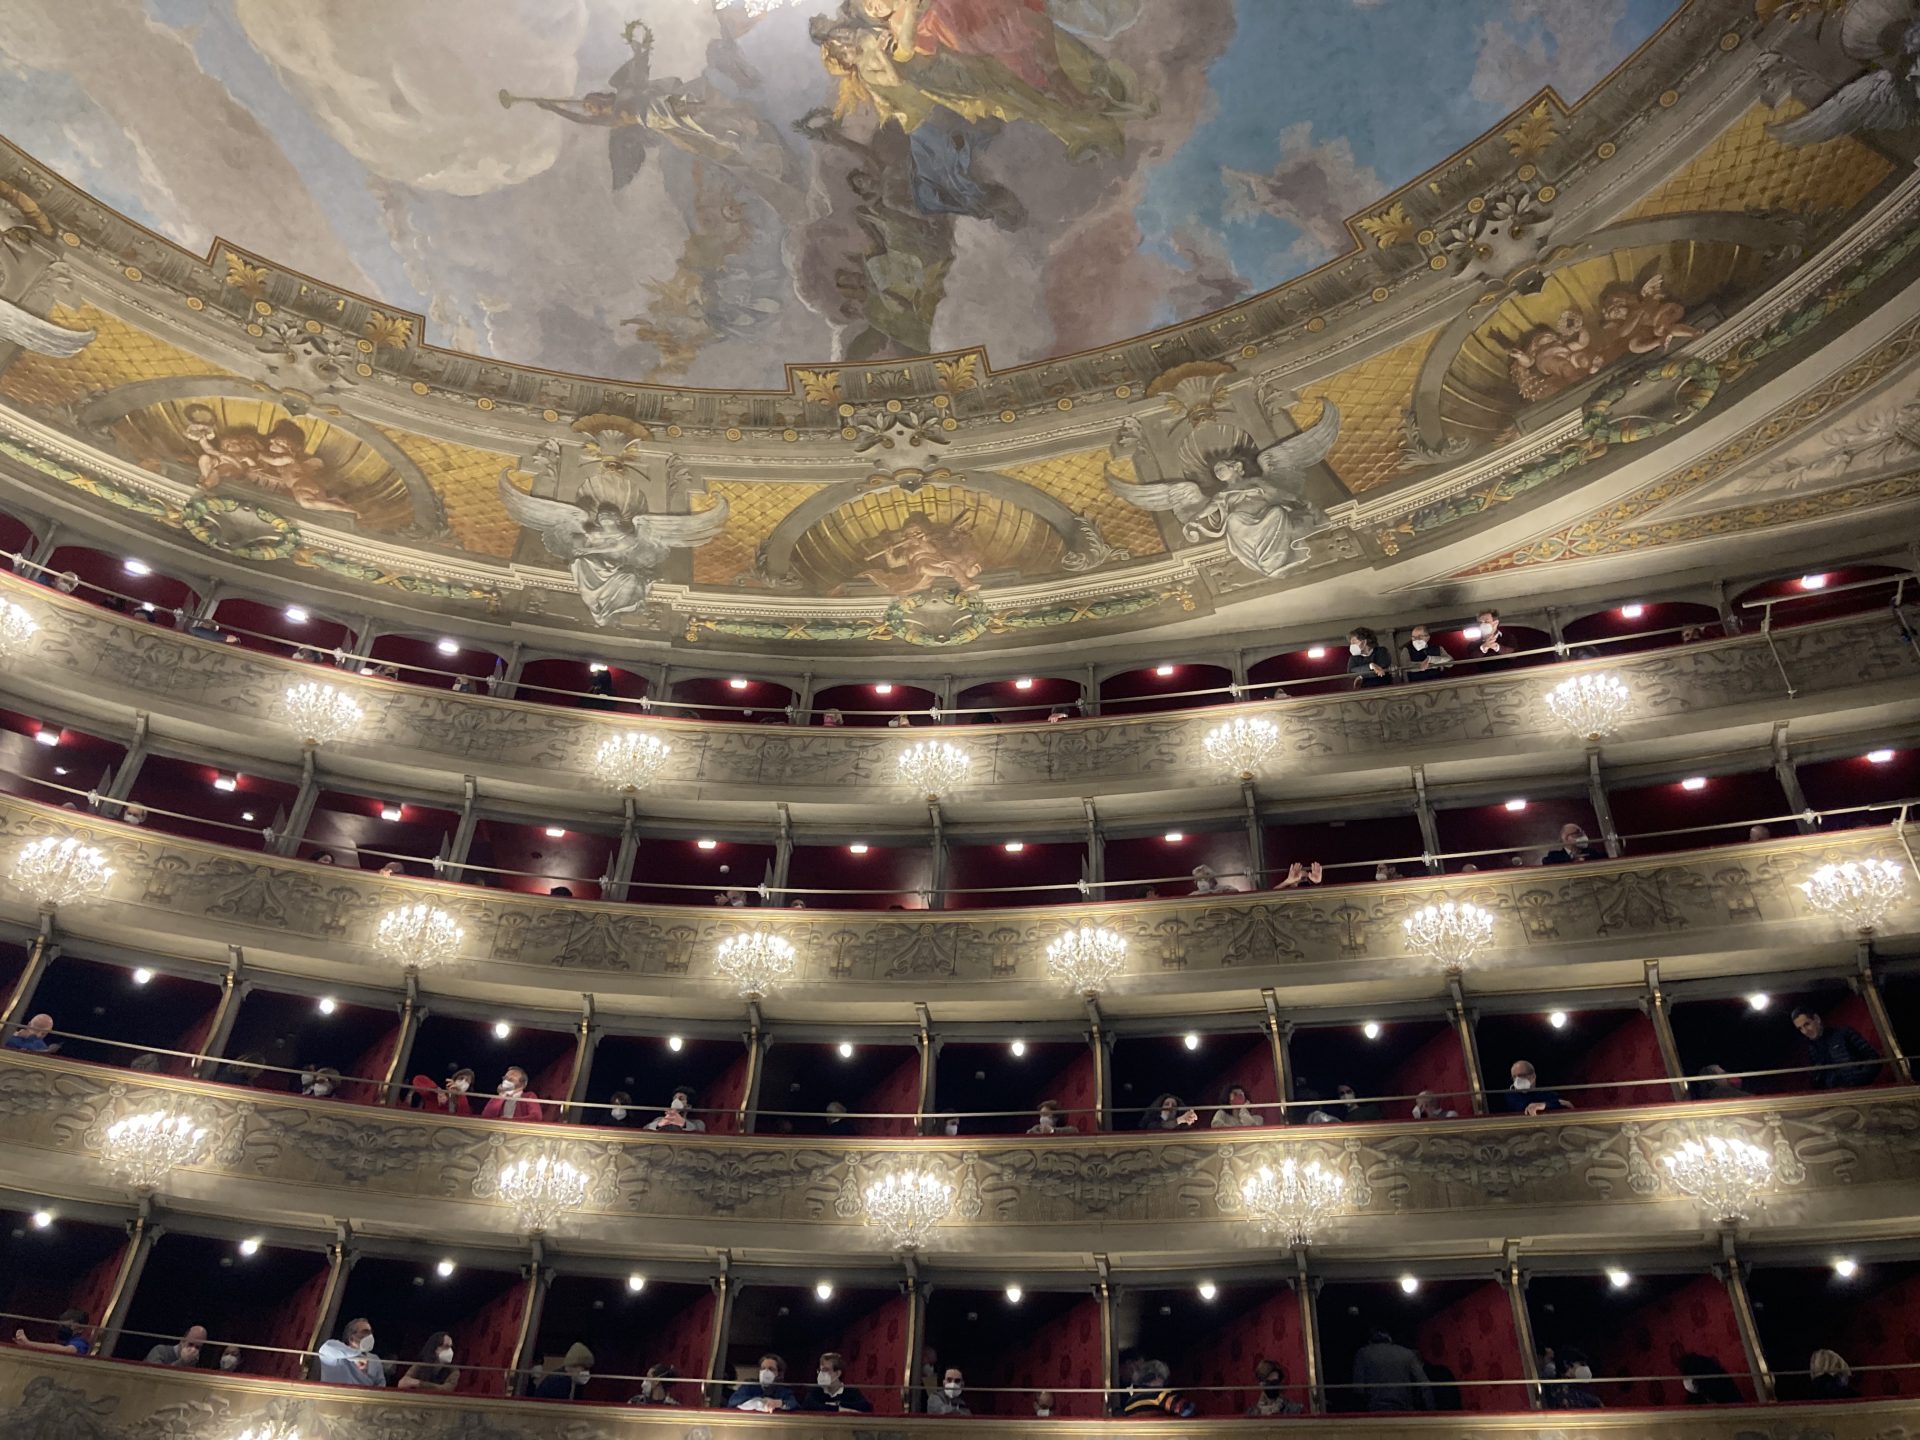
[0,567,1914,811]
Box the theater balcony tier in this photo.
[1,794,1911,1013]
[2,572,1916,823]
[3,1051,1918,1261]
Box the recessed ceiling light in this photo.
[1399,1275,1420,1295]
[1799,573,1829,590]
[696,838,718,850]
[1163,831,1185,843]
[1504,798,1528,812]
[436,1258,456,1278]
[1014,678,1034,690]
[1463,625,1484,641]
[240,811,255,822]
[1866,748,1895,763]
[667,1035,685,1052]
[544,826,567,839]
[1005,1284,1023,1303]
[1619,603,1645,619]
[627,1272,647,1292]
[493,1021,512,1040]
[848,842,870,855]
[123,558,152,576]
[814,1280,834,1301]
[1197,1281,1217,1301]
[1834,1257,1859,1279]
[213,775,238,792]
[52,767,68,777]
[1548,1010,1569,1029]
[435,638,459,656]
[1154,664,1175,677]
[381,804,403,822]
[1307,645,1327,659]
[29,1209,53,1229]
[1183,1033,1200,1051]
[1003,840,1025,853]
[317,997,337,1016]
[589,662,609,674]
[1362,1021,1382,1040]
[1606,1268,1631,1289]
[1681,776,1707,791]
[132,967,153,986]
[727,677,750,690]
[1010,1039,1027,1058]
[284,606,309,623]
[32,730,58,748]
[837,1041,854,1059]
[239,1237,261,1258]
[874,683,894,696]
[1747,992,1771,1011]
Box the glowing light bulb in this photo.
[1606,1268,1630,1289]
[1002,840,1025,853]
[1866,749,1895,763]
[728,677,750,690]
[837,1042,855,1059]
[436,1258,456,1278]
[1307,646,1327,659]
[815,1280,834,1301]
[1834,1257,1859,1279]
[1005,1284,1023,1303]
[667,1035,684,1052]
[1010,1039,1027,1058]
[1799,573,1829,590]
[1399,1275,1420,1295]
[239,1237,262,1258]
[1619,604,1645,620]
[849,843,870,855]
[1362,1021,1382,1040]
[317,997,337,1016]
[1163,831,1185,843]
[628,1273,647,1292]
[1198,1281,1218,1301]
[1154,664,1175,677]
[436,638,459,656]
[1680,776,1706,791]
[493,1021,513,1040]
[131,967,153,985]
[696,838,719,850]
[1183,1033,1200,1051]
[1504,798,1527,812]
[1548,1011,1568,1029]
[1014,678,1034,690]
[1747,993,1770,1011]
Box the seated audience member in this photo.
[1404,625,1455,680]
[5,1013,59,1053]
[13,1308,92,1356]
[1121,1358,1195,1417]
[218,1345,243,1373]
[1374,862,1402,881]
[1679,1353,1742,1404]
[482,1066,549,1121]
[1273,860,1323,889]
[1411,1090,1458,1120]
[450,673,478,695]
[1691,1063,1748,1101]
[1747,824,1772,843]
[1140,1093,1198,1130]
[128,1052,163,1073]
[300,1066,342,1099]
[534,1342,595,1400]
[927,1366,970,1415]
[645,1086,707,1132]
[1211,1084,1262,1128]
[1505,1061,1574,1115]
[1540,823,1595,865]
[730,1353,798,1411]
[398,1332,459,1393]
[1473,609,1506,656]
[145,1324,207,1367]
[1046,708,1070,723]
[1546,1348,1602,1409]
[1306,1084,1380,1124]
[414,1067,476,1115]
[1028,1099,1078,1135]
[1248,1357,1302,1416]
[1792,1007,1881,1088]
[317,1318,385,1386]
[1032,1389,1058,1416]
[222,1053,276,1089]
[820,708,845,727]
[1352,1330,1434,1412]
[713,888,748,908]
[803,1351,874,1412]
[1808,1349,1855,1401]
[1190,864,1232,895]
[630,1362,682,1406]
[1347,627,1393,688]
[605,1090,636,1125]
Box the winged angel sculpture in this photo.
[1106,403,1338,578]
[498,457,728,627]
[1767,0,1920,144]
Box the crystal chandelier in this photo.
[101,1110,209,1193]
[0,597,38,660]
[1203,716,1280,779]
[592,731,672,793]
[1044,925,1128,997]
[862,1167,954,1250]
[495,1150,590,1233]
[235,1426,301,1440]
[1661,1134,1772,1224]
[897,740,970,801]
[1240,1156,1346,1247]
[282,681,364,747]
[10,836,114,911]
[714,929,800,998]
[373,902,465,969]
[1800,859,1907,933]
[1544,673,1632,740]
[1402,901,1498,971]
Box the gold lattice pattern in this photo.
[693,480,830,584]
[1000,448,1165,557]
[1294,329,1439,495]
[1625,100,1893,222]
[0,304,232,409]
[378,428,521,559]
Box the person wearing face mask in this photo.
[317,1317,385,1386]
[1541,823,1595,865]
[1410,1090,1459,1120]
[413,1067,476,1115]
[481,1066,549,1122]
[1211,1084,1263,1129]
[1032,1389,1057,1418]
[300,1065,341,1100]
[1346,626,1392,688]
[1140,1093,1199,1130]
[629,1361,683,1406]
[399,1331,459,1393]
[218,1345,244,1373]
[1403,625,1454,680]
[13,1307,92,1356]
[728,1352,798,1411]
[533,1342,595,1400]
[927,1366,970,1415]
[144,1323,208,1367]
[1028,1099,1078,1135]
[1473,609,1506,657]
[802,1350,874,1412]
[1678,1353,1741,1403]
[1504,1060,1574,1116]
[1549,1348,1602,1409]
[605,1090,636,1125]
[645,1086,707,1132]
[1247,1357,1302,1416]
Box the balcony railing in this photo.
[1,567,1915,810]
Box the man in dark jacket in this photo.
[1792,1008,1881,1088]
[801,1352,874,1413]
[1352,1331,1434,1412]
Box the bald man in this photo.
[4,1014,57,1053]
[146,1325,208,1367]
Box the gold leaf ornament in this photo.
[363,310,415,350]
[221,252,269,299]
[1356,201,1418,249]
[795,368,845,406]
[935,354,980,393]
[1504,102,1558,162]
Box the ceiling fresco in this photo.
[0,0,1677,388]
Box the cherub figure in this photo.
[854,514,983,594]
[1599,266,1702,356]
[1502,311,1597,402]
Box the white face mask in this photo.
[1349,641,1365,655]
[1035,1408,1051,1418]
[758,1367,777,1387]
[449,1079,469,1093]
[499,1080,518,1095]
[1566,833,1588,850]
[1411,638,1428,650]
[1681,1378,1697,1395]
[1569,1364,1591,1381]
[944,1382,963,1398]
[312,1082,333,1097]
[357,1333,376,1354]
[817,1370,836,1388]
[671,1097,688,1112]
[1512,1076,1534,1091]
[437,1348,455,1365]
[610,1107,628,1121]
[944,1120,959,1135]
[574,1370,591,1384]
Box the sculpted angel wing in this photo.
[0,298,94,357]
[609,127,651,190]
[498,471,593,558]
[1253,400,1341,480]
[1839,0,1920,63]
[1106,463,1208,516]
[636,498,731,547]
[1770,67,1918,144]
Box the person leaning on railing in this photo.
[1791,1008,1882,1089]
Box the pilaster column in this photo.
[302,1237,353,1381]
[1082,799,1104,894]
[27,522,61,567]
[494,641,524,699]
[1771,724,1816,833]
[191,951,247,1079]
[0,931,52,1030]
[379,974,421,1106]
[900,1273,924,1412]
[609,798,640,902]
[1412,766,1443,873]
[914,1004,935,1130]
[104,714,151,803]
[447,777,479,880]
[1854,946,1912,1084]
[97,1213,160,1355]
[506,1253,549,1396]
[1096,1267,1115,1395]
[1276,1018,1298,1124]
[770,804,793,903]
[737,1009,766,1134]
[1503,1249,1544,1409]
[703,1268,734,1408]
[1087,998,1109,1132]
[1295,1250,1324,1414]
[1080,665,1099,716]
[1587,750,1621,859]
[1241,779,1266,887]
[1448,974,1488,1115]
[1261,990,1290,1126]
[926,806,948,911]
[273,750,319,858]
[561,998,598,1122]
[1719,1240,1775,1402]
[1643,961,1689,1101]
